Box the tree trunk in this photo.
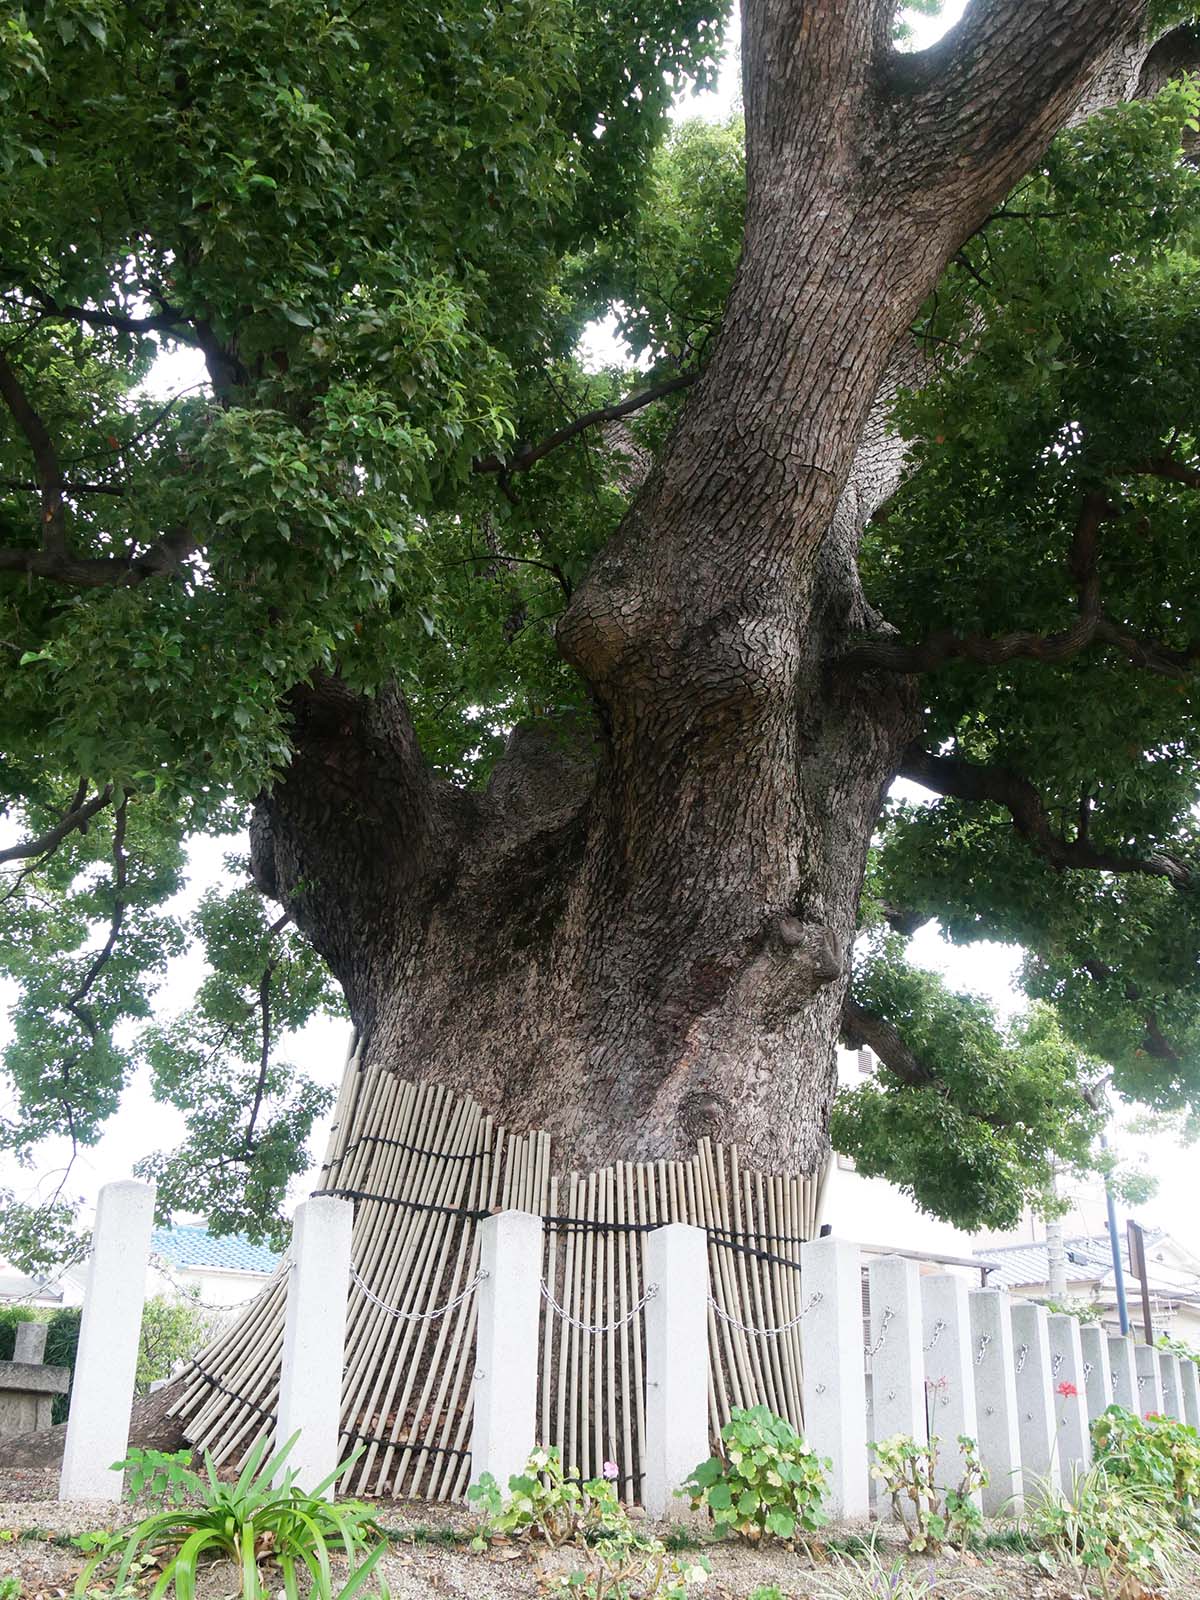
[252,0,1150,1181]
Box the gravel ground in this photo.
[3,1496,1198,1599]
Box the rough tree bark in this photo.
[253,1,1166,1178]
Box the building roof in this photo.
[976,1229,1198,1294]
[150,1225,281,1277]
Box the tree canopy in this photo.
[3,0,1200,1262]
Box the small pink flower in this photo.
[603,1460,619,1480]
[1057,1381,1079,1398]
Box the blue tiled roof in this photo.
[150,1224,281,1276]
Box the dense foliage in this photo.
[4,0,1200,1253]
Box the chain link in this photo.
[866,1306,895,1360]
[708,1290,823,1340]
[540,1280,658,1334]
[976,1333,992,1367]
[1016,1342,1029,1375]
[350,1264,487,1323]
[924,1319,947,1353]
[1052,1352,1065,1378]
[1083,1362,1093,1382]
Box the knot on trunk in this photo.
[771,916,843,988]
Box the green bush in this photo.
[43,1307,82,1423]
[468,1446,709,1599]
[682,1405,828,1543]
[1091,1404,1200,1530]
[869,1433,986,1553]
[75,1432,388,1600]
[1028,1461,1185,1598]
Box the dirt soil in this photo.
[6,1494,1200,1600]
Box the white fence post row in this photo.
[1010,1302,1060,1491]
[968,1289,1023,1517]
[1158,1351,1182,1421]
[921,1274,981,1511]
[469,1209,543,1496]
[800,1237,869,1519]
[1178,1356,1200,1429]
[1046,1315,1091,1479]
[1078,1324,1113,1424]
[276,1195,353,1495]
[1135,1343,1163,1415]
[1108,1335,1138,1413]
[643,1223,709,1518]
[60,1180,156,1502]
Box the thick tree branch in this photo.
[64,798,129,1040]
[0,525,198,588]
[900,744,1195,890]
[0,784,114,865]
[0,345,68,557]
[246,911,292,1153]
[840,994,927,1088]
[1082,957,1182,1062]
[474,372,697,479]
[841,492,1200,677]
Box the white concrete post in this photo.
[969,1289,1023,1516]
[1010,1301,1059,1490]
[1046,1314,1091,1479]
[800,1236,869,1519]
[1078,1324,1113,1425]
[1157,1351,1183,1421]
[1177,1356,1200,1429]
[276,1195,353,1495]
[470,1209,543,1496]
[1108,1335,1138,1414]
[1135,1342,1163,1415]
[921,1274,981,1510]
[59,1179,156,1502]
[643,1223,709,1518]
[867,1256,926,1446]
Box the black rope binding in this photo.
[345,1428,470,1462]
[189,1364,277,1423]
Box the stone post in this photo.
[969,1288,1023,1516]
[866,1257,926,1443]
[470,1209,543,1497]
[800,1236,869,1519]
[922,1274,982,1511]
[13,1322,48,1363]
[59,1179,156,1501]
[1107,1335,1138,1414]
[277,1195,353,1495]
[1010,1301,1059,1490]
[1177,1356,1200,1429]
[1135,1342,1163,1414]
[643,1223,709,1518]
[1046,1314,1091,1480]
[1078,1324,1113,1424]
[1157,1351,1183,1421]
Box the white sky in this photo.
[3,0,1194,1260]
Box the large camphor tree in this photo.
[3,0,1200,1261]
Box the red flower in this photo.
[1057,1381,1079,1398]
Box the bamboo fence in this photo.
[169,1052,823,1502]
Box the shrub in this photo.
[114,1447,200,1508]
[1028,1462,1185,1599]
[1090,1403,1200,1530]
[75,1432,388,1600]
[0,1305,45,1359]
[682,1405,828,1543]
[43,1307,82,1423]
[868,1433,985,1553]
[468,1447,709,1599]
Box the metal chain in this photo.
[350,1264,487,1322]
[924,1319,947,1353]
[976,1333,992,1367]
[148,1251,263,1315]
[1016,1342,1029,1375]
[1083,1362,1093,1382]
[865,1306,895,1360]
[1052,1352,1065,1377]
[708,1290,823,1340]
[540,1280,658,1334]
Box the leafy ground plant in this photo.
[113,1447,200,1508]
[1027,1461,1186,1599]
[75,1432,388,1600]
[868,1434,986,1554]
[469,1446,709,1599]
[807,1537,999,1600]
[682,1405,829,1543]
[1091,1403,1200,1531]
